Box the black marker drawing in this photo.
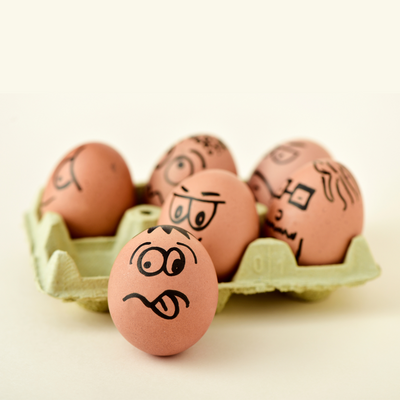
[169,191,226,231]
[190,135,227,155]
[52,146,85,191]
[123,290,190,320]
[265,218,303,262]
[253,170,315,211]
[164,149,206,186]
[270,145,301,165]
[313,161,360,211]
[147,225,191,239]
[130,235,197,277]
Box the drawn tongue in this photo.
[155,295,176,317]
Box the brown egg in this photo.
[108,225,218,356]
[248,139,332,209]
[264,159,364,265]
[146,134,237,206]
[40,142,135,238]
[157,169,259,281]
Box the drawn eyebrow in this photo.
[189,149,206,168]
[176,242,197,264]
[201,192,220,196]
[129,242,151,264]
[181,186,189,192]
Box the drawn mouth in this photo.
[122,289,190,320]
[265,219,304,261]
[265,218,297,240]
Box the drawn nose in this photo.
[275,209,283,221]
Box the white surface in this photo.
[1,94,400,400]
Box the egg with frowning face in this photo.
[108,225,218,356]
[146,134,237,206]
[248,139,332,209]
[158,169,259,281]
[40,142,135,238]
[264,158,363,265]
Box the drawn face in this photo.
[264,159,363,265]
[248,139,331,208]
[108,225,218,356]
[40,143,135,238]
[158,169,259,281]
[146,135,237,206]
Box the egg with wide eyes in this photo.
[264,158,364,265]
[40,142,135,238]
[248,139,332,209]
[146,134,237,206]
[108,225,218,356]
[157,169,259,281]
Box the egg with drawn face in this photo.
[40,142,135,238]
[108,225,218,356]
[264,158,363,265]
[146,134,237,206]
[248,139,332,209]
[158,169,259,281]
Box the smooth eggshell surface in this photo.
[264,158,363,265]
[108,225,218,356]
[248,139,331,209]
[40,142,135,238]
[146,134,237,206]
[157,169,259,281]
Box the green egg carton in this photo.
[24,185,380,313]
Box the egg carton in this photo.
[24,185,381,313]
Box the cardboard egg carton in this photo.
[24,185,380,313]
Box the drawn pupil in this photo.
[195,211,205,226]
[144,261,151,269]
[178,161,184,168]
[175,205,183,219]
[172,258,184,273]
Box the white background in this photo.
[1,94,399,400]
[1,1,400,399]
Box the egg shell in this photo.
[248,139,331,208]
[264,158,363,265]
[157,169,259,281]
[40,142,135,238]
[108,225,218,356]
[146,134,237,206]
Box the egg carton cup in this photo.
[24,186,381,313]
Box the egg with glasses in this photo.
[264,159,363,265]
[158,169,259,281]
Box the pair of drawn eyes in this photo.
[130,243,197,277]
[169,195,225,231]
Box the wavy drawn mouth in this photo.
[265,218,297,240]
[265,219,304,261]
[122,289,190,320]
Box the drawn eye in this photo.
[188,199,217,231]
[288,184,315,210]
[165,249,185,276]
[138,248,165,276]
[270,146,299,164]
[165,156,194,185]
[169,195,190,223]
